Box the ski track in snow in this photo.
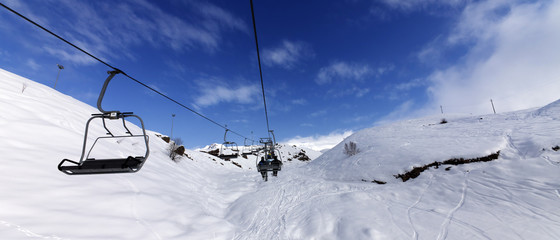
[470,177,560,222]
[436,171,472,240]
[233,181,284,240]
[468,175,560,239]
[386,204,411,238]
[406,175,433,240]
[542,155,560,166]
[232,175,369,240]
[392,199,491,240]
[0,220,65,240]
[125,179,162,240]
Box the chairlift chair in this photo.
[241,138,254,156]
[256,135,282,181]
[219,129,239,159]
[58,70,150,175]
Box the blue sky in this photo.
[1,0,559,150]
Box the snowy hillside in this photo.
[1,67,560,239]
[196,143,322,170]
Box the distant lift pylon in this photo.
[58,70,150,175]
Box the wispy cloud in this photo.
[394,78,424,91]
[376,100,418,124]
[316,61,392,85]
[417,0,560,115]
[11,0,248,65]
[386,78,426,100]
[283,130,354,152]
[194,1,249,34]
[145,84,167,96]
[328,86,371,98]
[194,80,260,107]
[43,47,97,65]
[316,61,392,98]
[25,59,41,71]
[309,109,327,118]
[316,61,373,85]
[262,40,314,69]
[377,0,467,12]
[291,99,308,105]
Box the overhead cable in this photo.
[249,0,272,138]
[0,2,249,140]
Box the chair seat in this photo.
[257,160,282,172]
[58,156,145,175]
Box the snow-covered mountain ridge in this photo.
[311,101,560,183]
[196,143,322,169]
[1,68,559,239]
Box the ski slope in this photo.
[1,67,559,239]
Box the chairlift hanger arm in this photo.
[224,128,230,143]
[269,130,276,145]
[97,70,123,116]
[0,3,254,141]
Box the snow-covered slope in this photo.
[308,111,534,183]
[1,68,560,239]
[0,68,249,239]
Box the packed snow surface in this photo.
[1,67,560,239]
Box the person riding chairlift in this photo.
[258,156,267,179]
[258,153,282,179]
[271,154,281,176]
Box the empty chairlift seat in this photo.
[58,70,150,175]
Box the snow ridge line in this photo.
[436,172,469,240]
[0,220,65,239]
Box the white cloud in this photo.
[144,84,168,97]
[194,81,260,107]
[378,0,467,11]
[328,86,371,98]
[43,47,97,65]
[26,59,41,71]
[377,100,419,124]
[291,99,307,105]
[309,109,327,118]
[195,1,249,34]
[262,40,313,69]
[418,0,560,115]
[395,78,424,91]
[316,61,392,85]
[15,0,248,65]
[316,61,373,85]
[283,130,354,152]
[386,78,426,100]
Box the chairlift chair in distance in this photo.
[58,70,150,175]
[241,138,254,156]
[256,135,283,181]
[219,129,239,159]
